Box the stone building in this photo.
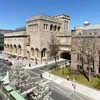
[4,31,29,58]
[0,29,13,51]
[0,33,4,50]
[71,22,100,74]
[4,14,71,64]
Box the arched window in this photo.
[7,44,9,48]
[41,48,47,57]
[4,44,6,47]
[31,48,34,56]
[14,45,17,53]
[50,24,53,31]
[18,45,21,55]
[44,24,48,30]
[58,26,60,31]
[54,25,57,31]
[10,44,12,47]
[27,51,30,58]
[35,48,39,57]
[10,44,13,52]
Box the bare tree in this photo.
[77,32,96,81]
[49,34,59,69]
[10,63,29,92]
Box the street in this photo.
[29,66,93,100]
[0,55,94,100]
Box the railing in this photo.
[0,81,25,100]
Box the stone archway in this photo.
[10,44,13,53]
[14,44,17,54]
[60,52,71,60]
[18,45,22,55]
[27,51,30,59]
[41,48,47,58]
[31,48,34,57]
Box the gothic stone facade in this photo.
[4,14,71,64]
[71,24,100,74]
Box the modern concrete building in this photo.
[71,22,100,74]
[4,14,71,64]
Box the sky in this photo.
[0,0,100,30]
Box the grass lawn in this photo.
[51,67,100,90]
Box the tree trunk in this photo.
[88,67,91,81]
[54,56,57,70]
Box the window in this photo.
[28,24,38,32]
[54,25,57,31]
[89,33,92,35]
[31,48,34,56]
[35,48,39,57]
[50,24,53,31]
[44,24,48,30]
[41,48,47,57]
[58,26,60,31]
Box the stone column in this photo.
[94,50,99,74]
[71,52,78,71]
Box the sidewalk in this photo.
[42,72,100,100]
[0,53,66,69]
[24,58,65,69]
[8,57,65,70]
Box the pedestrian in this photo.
[29,63,31,67]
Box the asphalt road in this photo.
[0,58,94,100]
[28,67,94,100]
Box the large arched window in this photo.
[58,26,60,31]
[7,44,9,48]
[18,45,21,55]
[54,25,57,31]
[14,45,17,53]
[10,44,13,52]
[35,48,39,57]
[27,51,30,58]
[4,44,6,47]
[41,48,47,57]
[44,24,48,30]
[50,24,53,31]
[31,48,34,56]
